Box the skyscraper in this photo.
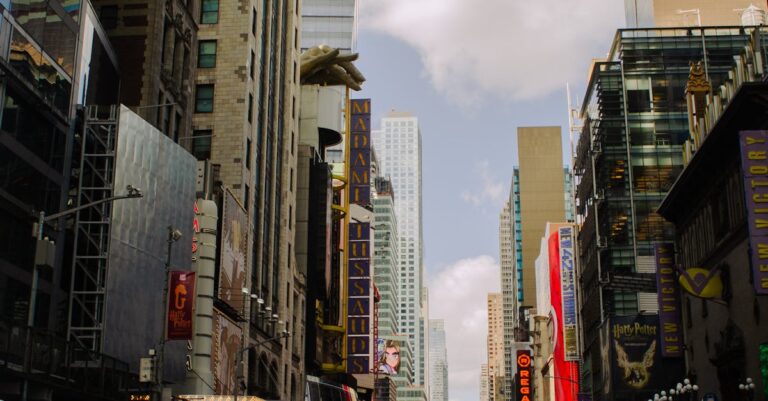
[372,111,427,390]
[486,294,504,401]
[374,177,400,337]
[301,0,358,53]
[481,364,490,401]
[429,319,449,401]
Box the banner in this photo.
[219,188,248,311]
[610,315,683,396]
[212,309,242,395]
[559,226,579,360]
[548,228,579,401]
[654,243,682,357]
[739,130,768,294]
[166,271,196,340]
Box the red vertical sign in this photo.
[166,271,196,340]
[548,231,579,401]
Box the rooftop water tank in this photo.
[741,4,766,26]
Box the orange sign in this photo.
[517,349,533,401]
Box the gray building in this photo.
[429,319,448,401]
[300,0,357,54]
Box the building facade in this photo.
[90,0,197,145]
[624,0,761,28]
[374,177,400,337]
[658,36,768,401]
[573,26,756,401]
[300,0,357,54]
[185,0,304,398]
[372,111,426,387]
[429,319,448,401]
[486,294,504,401]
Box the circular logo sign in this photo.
[517,353,531,368]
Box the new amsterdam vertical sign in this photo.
[739,130,768,294]
[347,98,373,373]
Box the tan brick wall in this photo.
[652,0,758,26]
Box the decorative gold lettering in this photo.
[749,151,767,160]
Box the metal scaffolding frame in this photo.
[66,105,120,355]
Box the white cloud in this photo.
[360,0,624,106]
[428,255,500,401]
[460,161,505,207]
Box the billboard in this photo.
[739,130,768,294]
[654,243,682,357]
[349,99,371,206]
[166,271,196,340]
[548,227,579,401]
[219,188,248,312]
[376,338,401,375]
[558,226,579,360]
[610,315,684,395]
[212,309,242,395]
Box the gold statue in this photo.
[300,45,365,90]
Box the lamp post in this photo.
[23,185,143,401]
[155,225,183,398]
[233,329,290,401]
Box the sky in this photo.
[353,1,625,401]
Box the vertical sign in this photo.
[739,130,768,294]
[559,226,579,361]
[219,188,248,311]
[166,271,196,340]
[347,98,373,374]
[516,350,532,401]
[654,243,682,357]
[548,228,579,401]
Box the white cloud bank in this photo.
[428,256,500,401]
[360,0,624,105]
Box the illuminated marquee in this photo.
[739,130,768,294]
[347,98,373,374]
[516,350,532,401]
[654,243,682,357]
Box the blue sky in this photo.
[352,1,625,400]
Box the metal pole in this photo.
[157,227,174,399]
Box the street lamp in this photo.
[155,225,183,397]
[233,329,291,401]
[27,184,143,329]
[23,185,142,401]
[738,377,755,401]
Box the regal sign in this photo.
[654,243,682,357]
[516,350,532,401]
[739,130,768,294]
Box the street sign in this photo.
[139,357,155,383]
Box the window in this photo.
[246,138,252,169]
[250,50,256,78]
[248,93,254,123]
[198,40,217,68]
[99,5,118,29]
[192,130,212,160]
[195,85,214,112]
[252,7,257,35]
[201,0,218,24]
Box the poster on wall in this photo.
[376,338,401,375]
[219,188,248,312]
[166,271,196,340]
[610,315,683,396]
[212,309,242,395]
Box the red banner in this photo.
[166,271,196,340]
[548,231,579,401]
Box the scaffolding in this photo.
[66,105,120,355]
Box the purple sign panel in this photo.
[739,131,768,295]
[654,243,682,357]
[347,221,372,374]
[350,99,371,206]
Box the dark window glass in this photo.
[99,5,118,29]
[198,40,216,68]
[252,7,257,35]
[195,85,214,113]
[200,0,219,24]
[192,130,212,160]
[248,93,253,123]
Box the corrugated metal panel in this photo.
[638,292,659,313]
[636,256,656,273]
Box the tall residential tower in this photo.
[429,319,449,401]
